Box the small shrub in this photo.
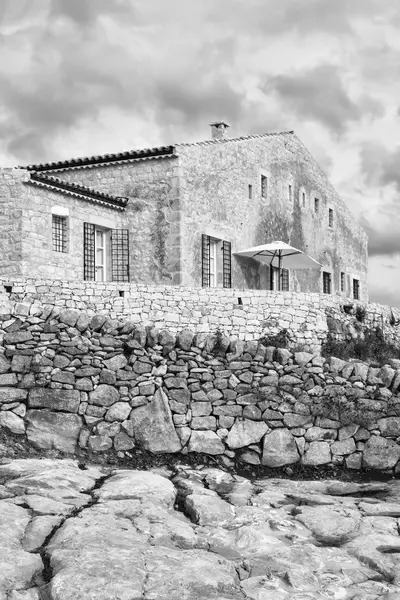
[321,327,400,365]
[260,329,290,348]
[342,303,354,315]
[355,305,367,323]
[389,310,400,327]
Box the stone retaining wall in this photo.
[1,304,400,473]
[1,279,400,352]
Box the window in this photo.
[288,185,292,203]
[302,192,306,207]
[314,198,319,213]
[340,272,345,292]
[248,184,253,199]
[84,223,129,282]
[353,278,360,300]
[261,175,268,198]
[323,271,332,294]
[52,215,67,253]
[270,267,289,291]
[328,208,334,227]
[202,235,231,288]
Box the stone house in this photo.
[0,122,368,299]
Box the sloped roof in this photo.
[22,131,294,172]
[27,172,128,210]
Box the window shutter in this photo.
[83,222,95,281]
[202,234,210,287]
[111,229,130,282]
[222,240,232,288]
[281,268,289,291]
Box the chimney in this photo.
[210,121,230,140]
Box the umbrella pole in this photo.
[278,252,282,291]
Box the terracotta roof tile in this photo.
[27,172,128,210]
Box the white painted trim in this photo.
[51,205,69,216]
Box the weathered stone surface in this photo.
[0,355,10,374]
[0,373,18,386]
[294,351,314,366]
[378,417,400,437]
[226,419,269,449]
[0,411,25,434]
[302,441,331,465]
[4,331,33,344]
[0,388,27,404]
[188,430,225,455]
[363,435,400,470]
[105,402,131,422]
[26,410,82,453]
[184,493,235,526]
[22,515,62,552]
[191,416,217,430]
[113,431,135,451]
[331,437,356,455]
[102,354,128,371]
[59,309,80,327]
[129,388,181,453]
[28,388,80,413]
[88,434,113,452]
[262,428,299,467]
[295,505,361,545]
[177,328,194,351]
[88,384,119,407]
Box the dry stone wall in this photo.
[1,279,400,352]
[1,302,400,474]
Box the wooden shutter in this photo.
[281,268,289,291]
[202,234,210,287]
[222,240,231,288]
[111,229,130,282]
[83,223,95,281]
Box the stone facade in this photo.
[1,300,400,473]
[0,126,368,298]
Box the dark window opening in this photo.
[314,198,319,213]
[238,297,243,305]
[328,208,334,227]
[261,175,268,198]
[4,285,12,294]
[52,215,67,253]
[302,192,306,207]
[119,290,125,297]
[353,279,360,300]
[289,185,292,203]
[248,184,253,199]
[323,271,332,294]
[340,272,345,292]
[202,235,231,288]
[281,268,289,291]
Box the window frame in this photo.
[353,278,360,300]
[328,208,334,227]
[52,214,68,253]
[322,271,332,294]
[340,272,345,292]
[261,174,268,199]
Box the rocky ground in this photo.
[0,459,399,600]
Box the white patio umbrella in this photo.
[234,240,322,290]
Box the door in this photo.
[95,229,106,282]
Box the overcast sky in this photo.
[0,0,399,307]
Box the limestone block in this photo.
[331,438,356,455]
[191,402,212,417]
[4,331,33,344]
[0,372,18,386]
[129,388,181,453]
[11,354,32,373]
[26,410,82,453]
[103,355,128,371]
[227,419,269,450]
[363,436,400,470]
[305,427,336,442]
[302,441,331,466]
[262,428,299,467]
[105,402,132,422]
[377,417,400,437]
[88,434,113,452]
[188,430,225,455]
[113,431,135,451]
[191,416,217,430]
[0,411,25,434]
[377,365,395,388]
[0,355,11,374]
[59,309,81,327]
[28,389,80,413]
[89,384,119,407]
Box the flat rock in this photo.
[262,428,299,467]
[129,388,181,453]
[184,493,235,526]
[188,430,225,455]
[302,441,331,466]
[363,435,400,470]
[26,410,82,453]
[28,388,80,413]
[0,411,25,434]
[226,419,269,449]
[88,384,119,407]
[295,505,361,545]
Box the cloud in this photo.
[50,0,134,26]
[266,65,367,134]
[361,141,400,191]
[360,214,400,257]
